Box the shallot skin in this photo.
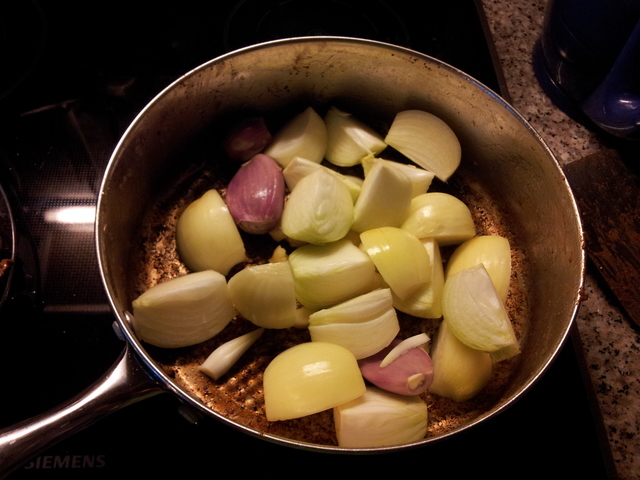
[358,338,434,396]
[226,153,285,235]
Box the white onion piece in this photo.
[360,227,431,301]
[428,320,493,401]
[361,157,434,197]
[131,270,235,348]
[380,333,430,367]
[280,167,354,245]
[351,160,413,232]
[392,238,445,319]
[225,154,285,235]
[227,261,297,329]
[400,192,476,246]
[324,106,387,167]
[222,117,272,163]
[263,106,327,167]
[308,288,400,359]
[445,235,511,304]
[442,263,520,362]
[334,386,428,448]
[176,189,246,275]
[264,342,366,421]
[199,328,264,380]
[288,238,377,309]
[358,337,434,396]
[282,156,361,202]
[384,109,461,182]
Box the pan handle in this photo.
[0,342,164,478]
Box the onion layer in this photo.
[199,328,264,380]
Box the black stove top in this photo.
[0,1,613,478]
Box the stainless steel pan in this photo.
[0,37,585,475]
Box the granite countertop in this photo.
[480,1,639,478]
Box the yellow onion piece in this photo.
[227,261,297,329]
[392,238,445,319]
[360,227,431,301]
[280,167,354,245]
[351,159,413,232]
[176,189,246,275]
[428,319,493,402]
[400,192,476,246]
[199,328,264,380]
[308,288,400,359]
[324,106,387,167]
[334,386,427,448]
[445,235,511,304]
[441,263,520,361]
[225,154,285,235]
[263,342,366,421]
[263,106,327,167]
[289,238,377,309]
[384,109,461,182]
[222,116,272,163]
[131,270,235,349]
[361,157,434,197]
[282,156,361,202]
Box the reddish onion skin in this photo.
[223,117,273,163]
[226,154,285,235]
[358,338,434,396]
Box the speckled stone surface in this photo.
[480,1,640,479]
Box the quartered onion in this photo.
[227,261,297,329]
[280,167,354,245]
[428,319,493,402]
[445,235,512,304]
[264,106,327,167]
[263,342,366,421]
[441,263,520,362]
[176,189,246,275]
[324,106,387,167]
[131,270,236,349]
[288,238,377,309]
[400,192,476,246]
[360,227,431,301]
[334,386,428,448]
[361,156,435,197]
[351,159,413,232]
[282,156,361,202]
[384,109,461,182]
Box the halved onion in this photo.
[264,106,327,167]
[324,106,387,167]
[131,270,235,348]
[351,159,413,232]
[263,342,366,421]
[445,235,512,304]
[227,261,297,329]
[391,237,444,319]
[176,189,246,275]
[400,192,476,246]
[361,157,434,197]
[280,167,354,245]
[384,109,461,182]
[360,227,431,301]
[334,386,427,448]
[428,319,493,402]
[308,288,400,359]
[288,238,377,309]
[441,263,520,361]
[199,328,264,380]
